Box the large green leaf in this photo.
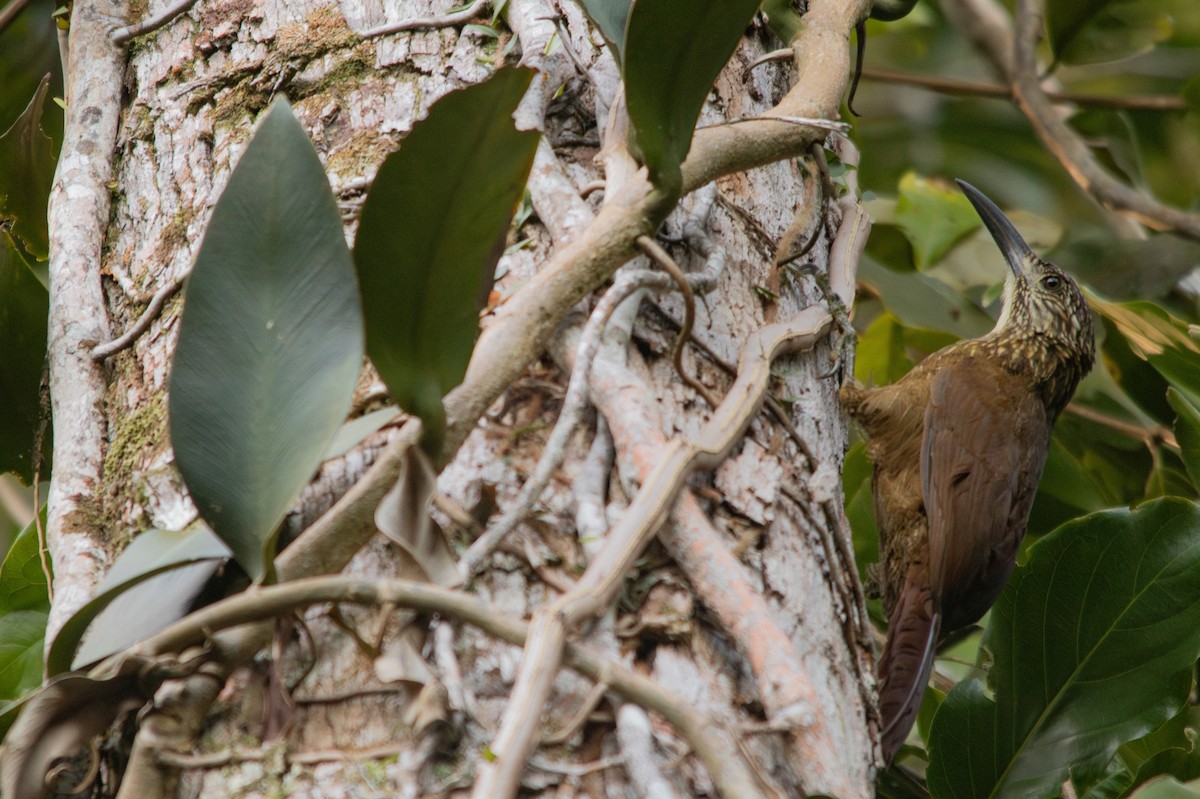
[0,233,49,484]
[622,0,761,188]
[170,98,364,582]
[576,0,631,58]
[0,514,51,616]
[353,68,538,450]
[0,74,54,259]
[46,524,230,674]
[928,498,1200,799]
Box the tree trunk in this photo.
[46,0,875,795]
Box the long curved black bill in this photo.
[956,179,1037,277]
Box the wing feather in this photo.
[921,358,1049,632]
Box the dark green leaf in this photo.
[170,98,364,582]
[0,233,49,484]
[623,0,760,187]
[46,524,230,674]
[892,172,981,270]
[0,74,54,258]
[1046,0,1114,60]
[353,67,538,450]
[1050,0,1176,65]
[1168,390,1200,492]
[576,0,631,58]
[928,498,1200,799]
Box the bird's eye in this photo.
[1041,275,1062,291]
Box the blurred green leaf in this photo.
[892,172,980,270]
[47,524,229,674]
[858,255,996,340]
[353,67,538,451]
[0,75,54,259]
[1129,778,1200,799]
[0,232,48,485]
[623,0,760,188]
[928,498,1200,799]
[577,0,631,58]
[170,98,364,582]
[854,312,913,385]
[1050,0,1177,65]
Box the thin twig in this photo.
[0,0,33,36]
[1012,0,1200,241]
[110,0,199,45]
[91,274,186,361]
[861,67,1187,111]
[746,49,1187,112]
[361,0,488,39]
[1065,401,1177,449]
[637,235,718,408]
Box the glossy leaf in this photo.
[577,0,631,58]
[0,74,54,258]
[47,524,230,674]
[928,498,1200,799]
[170,98,364,582]
[892,173,981,270]
[623,0,760,187]
[353,68,538,449]
[0,233,49,484]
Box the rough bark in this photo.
[49,0,876,795]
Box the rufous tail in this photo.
[877,572,940,763]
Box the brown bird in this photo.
[842,181,1095,763]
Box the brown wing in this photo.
[921,357,1049,633]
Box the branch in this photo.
[119,574,766,799]
[45,0,123,642]
[360,0,488,39]
[861,67,1187,112]
[110,0,199,44]
[1011,0,1200,241]
[91,274,185,361]
[0,0,33,36]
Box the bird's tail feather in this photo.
[878,577,941,764]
